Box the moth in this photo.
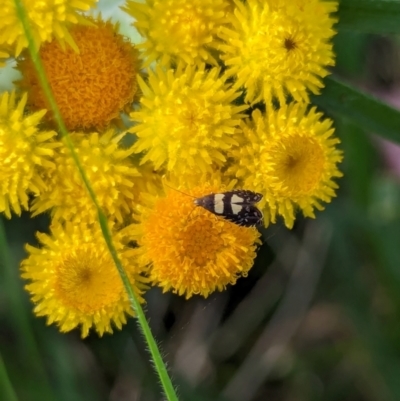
[194,190,263,227]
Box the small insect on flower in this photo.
[194,190,263,227]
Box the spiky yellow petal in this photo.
[130,63,247,175]
[231,104,343,228]
[0,92,57,218]
[21,222,147,338]
[31,130,141,224]
[1,0,97,56]
[218,0,337,104]
[122,0,230,66]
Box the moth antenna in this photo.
[185,204,198,225]
[163,181,196,199]
[162,180,201,226]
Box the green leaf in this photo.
[333,31,368,78]
[336,119,377,209]
[313,76,400,145]
[337,0,400,34]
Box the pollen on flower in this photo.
[130,63,247,175]
[16,18,141,131]
[21,222,147,338]
[0,92,58,218]
[231,104,343,228]
[30,130,141,224]
[0,0,96,56]
[218,0,338,104]
[126,178,260,299]
[122,0,230,66]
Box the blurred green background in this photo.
[3,1,400,400]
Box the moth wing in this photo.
[231,190,263,204]
[222,206,263,227]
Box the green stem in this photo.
[0,352,19,401]
[13,2,178,400]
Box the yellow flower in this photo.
[232,105,343,228]
[131,63,247,175]
[21,222,147,338]
[0,0,96,56]
[0,92,57,218]
[218,0,337,105]
[126,176,260,299]
[16,18,140,131]
[130,161,163,203]
[122,0,229,66]
[31,130,141,224]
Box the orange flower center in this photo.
[267,133,325,196]
[17,19,140,130]
[54,247,123,313]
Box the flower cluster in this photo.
[1,0,341,336]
